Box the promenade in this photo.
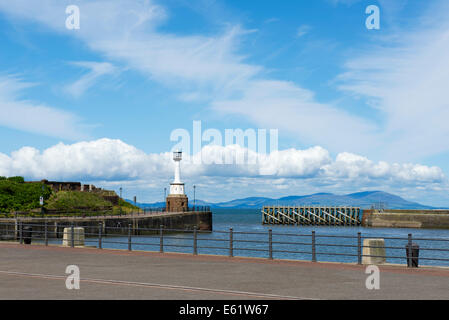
[0,243,448,300]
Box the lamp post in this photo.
[193,185,196,211]
[119,187,123,216]
[40,185,45,217]
[164,187,167,212]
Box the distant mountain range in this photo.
[127,191,436,210]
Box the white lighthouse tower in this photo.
[170,150,185,195]
[166,150,188,212]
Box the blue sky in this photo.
[0,0,448,206]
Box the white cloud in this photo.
[0,0,376,153]
[1,0,449,165]
[0,138,443,186]
[322,152,444,183]
[212,80,378,152]
[64,61,118,97]
[296,25,311,38]
[0,75,88,140]
[337,0,449,160]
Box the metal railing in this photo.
[0,206,211,219]
[142,206,211,214]
[1,222,449,268]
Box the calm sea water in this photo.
[55,209,449,267]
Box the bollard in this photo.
[23,225,32,245]
[193,227,198,255]
[406,234,419,268]
[312,231,317,262]
[71,223,75,248]
[159,225,164,253]
[268,229,273,260]
[357,232,362,265]
[128,224,132,251]
[229,228,233,257]
[98,223,102,249]
[45,222,48,246]
[406,243,419,268]
[407,234,412,268]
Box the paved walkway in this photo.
[0,243,448,300]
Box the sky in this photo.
[0,0,448,206]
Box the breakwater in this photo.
[262,206,362,226]
[0,210,212,240]
[362,209,449,229]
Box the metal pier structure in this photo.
[262,206,362,226]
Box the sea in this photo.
[64,209,449,267]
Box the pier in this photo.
[0,209,212,241]
[262,206,362,226]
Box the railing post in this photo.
[357,232,362,265]
[128,224,132,251]
[407,233,412,268]
[268,229,273,260]
[45,221,48,246]
[312,231,317,262]
[193,227,198,255]
[229,228,233,257]
[159,225,164,253]
[98,223,102,249]
[71,223,75,248]
[19,221,23,244]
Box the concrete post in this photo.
[362,239,386,265]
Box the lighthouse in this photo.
[166,150,189,212]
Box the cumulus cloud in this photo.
[322,152,444,182]
[0,139,443,186]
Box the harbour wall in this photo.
[362,209,449,229]
[0,211,212,240]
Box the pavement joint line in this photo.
[0,270,316,300]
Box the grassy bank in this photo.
[0,177,51,212]
[0,176,139,216]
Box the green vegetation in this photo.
[45,191,113,211]
[112,198,140,214]
[0,177,51,213]
[0,176,140,217]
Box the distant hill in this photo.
[128,191,436,210]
